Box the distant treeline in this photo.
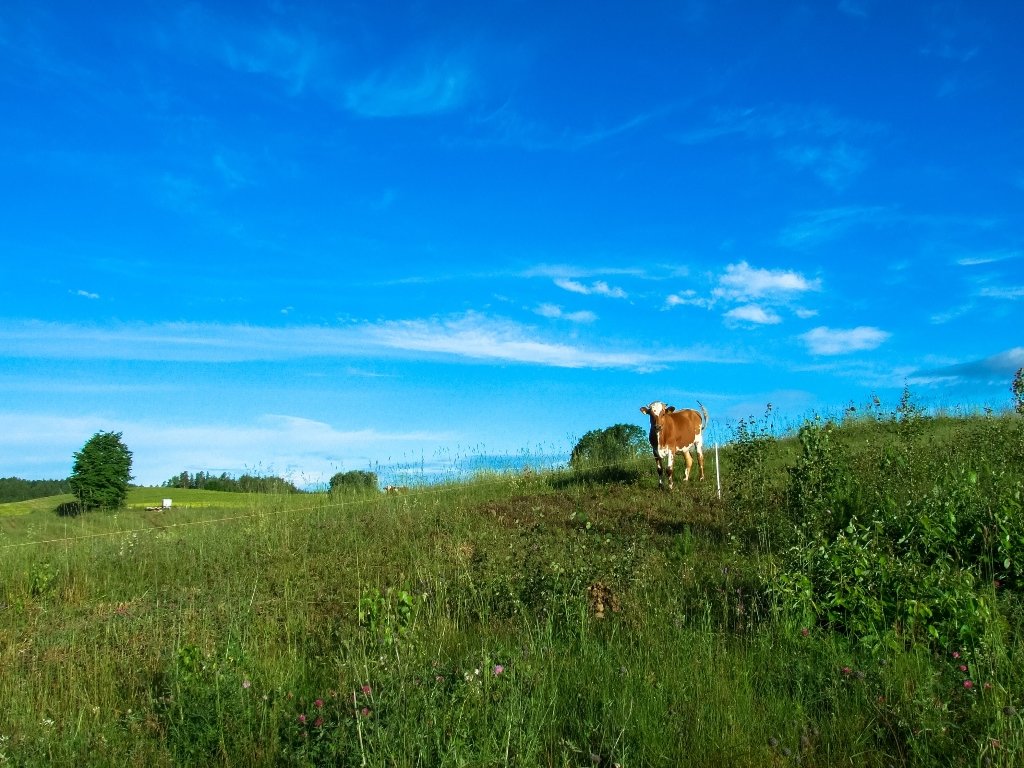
[162,471,301,494]
[0,477,70,503]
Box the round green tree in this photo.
[69,431,134,511]
[329,470,379,493]
[570,423,648,468]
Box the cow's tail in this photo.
[697,400,708,433]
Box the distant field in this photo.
[0,487,312,547]
[1,487,260,516]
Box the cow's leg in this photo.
[696,440,705,480]
[665,451,675,490]
[653,452,664,488]
[682,447,693,481]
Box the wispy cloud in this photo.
[801,325,890,355]
[955,249,1020,266]
[0,315,727,371]
[472,101,660,152]
[779,205,895,248]
[554,278,628,299]
[980,285,1024,300]
[675,103,881,188]
[173,5,323,98]
[524,264,647,281]
[778,141,867,190]
[221,27,320,96]
[73,289,100,300]
[534,304,597,323]
[365,312,690,370]
[344,53,473,117]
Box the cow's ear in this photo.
[640,407,650,415]
[666,406,676,413]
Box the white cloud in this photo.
[0,315,726,371]
[534,304,597,323]
[715,261,821,300]
[801,326,890,355]
[366,312,674,370]
[725,304,781,325]
[554,278,627,299]
[74,289,100,299]
[664,290,713,310]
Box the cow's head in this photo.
[640,401,676,432]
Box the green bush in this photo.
[330,470,379,493]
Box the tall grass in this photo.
[1,410,1023,766]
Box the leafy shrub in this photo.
[773,412,1024,652]
[570,424,647,475]
[787,416,861,541]
[724,405,789,549]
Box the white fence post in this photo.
[715,443,721,500]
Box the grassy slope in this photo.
[0,414,1021,766]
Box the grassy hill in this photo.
[0,410,1022,766]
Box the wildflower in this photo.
[314,699,324,709]
[242,679,251,689]
[314,717,324,728]
[361,685,372,696]
[984,682,993,690]
[959,665,968,672]
[800,627,809,637]
[952,651,961,659]
[493,665,505,676]
[841,666,852,677]
[360,707,371,717]
[298,714,307,724]
[964,680,974,690]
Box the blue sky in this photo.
[1,1,1022,487]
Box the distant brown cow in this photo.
[640,400,708,489]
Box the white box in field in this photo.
[162,499,172,509]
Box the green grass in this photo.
[1,412,1022,766]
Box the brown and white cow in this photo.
[640,401,708,489]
